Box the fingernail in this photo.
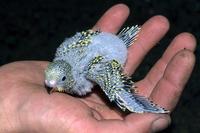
[151,116,171,132]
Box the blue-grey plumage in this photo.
[44,25,169,113]
[114,89,169,113]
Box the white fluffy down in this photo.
[88,32,128,64]
[55,32,128,95]
[70,32,128,95]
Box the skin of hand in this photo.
[0,4,196,133]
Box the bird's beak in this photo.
[45,80,58,94]
[46,87,58,94]
[46,86,66,94]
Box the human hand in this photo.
[0,4,196,133]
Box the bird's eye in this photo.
[62,76,66,81]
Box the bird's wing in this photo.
[86,57,169,113]
[114,89,169,113]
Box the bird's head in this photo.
[44,60,74,94]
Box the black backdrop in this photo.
[0,0,199,132]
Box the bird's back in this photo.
[54,30,129,71]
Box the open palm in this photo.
[0,4,196,133]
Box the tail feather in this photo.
[117,25,141,48]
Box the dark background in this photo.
[0,0,199,132]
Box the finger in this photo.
[125,113,171,133]
[92,4,130,33]
[96,113,170,133]
[150,50,195,111]
[138,33,196,96]
[124,15,169,75]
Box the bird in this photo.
[44,25,169,113]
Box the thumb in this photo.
[125,113,171,133]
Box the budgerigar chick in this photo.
[44,26,169,113]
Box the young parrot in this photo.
[44,26,169,113]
